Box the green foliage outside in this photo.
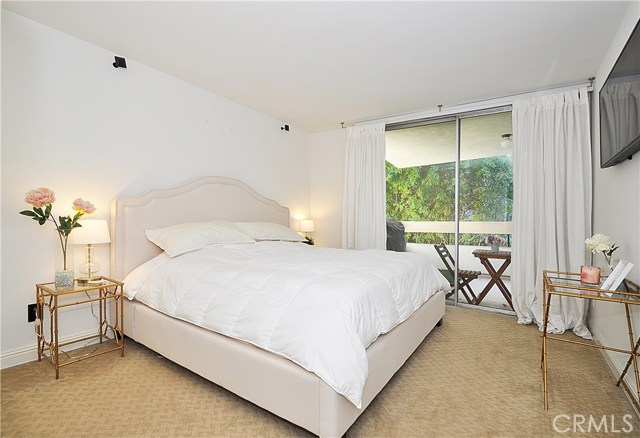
[386,156,513,246]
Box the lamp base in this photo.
[77,277,105,285]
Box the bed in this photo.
[111,176,447,437]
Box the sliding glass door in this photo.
[385,108,513,311]
[458,111,513,311]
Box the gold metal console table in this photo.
[36,276,124,378]
[541,270,640,411]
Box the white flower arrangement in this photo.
[585,233,619,270]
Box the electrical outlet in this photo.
[27,303,37,323]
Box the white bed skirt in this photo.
[123,289,445,437]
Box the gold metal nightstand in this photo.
[35,276,124,378]
[541,270,640,411]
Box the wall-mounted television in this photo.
[599,19,640,168]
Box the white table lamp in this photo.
[70,220,111,284]
[299,219,315,238]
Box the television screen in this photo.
[600,19,640,168]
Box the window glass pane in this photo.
[459,112,512,248]
[386,120,456,245]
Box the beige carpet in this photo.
[2,306,638,437]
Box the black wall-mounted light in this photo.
[281,124,290,132]
[113,56,127,69]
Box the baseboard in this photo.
[0,329,100,370]
[591,324,640,418]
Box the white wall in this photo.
[309,128,347,248]
[1,11,311,366]
[589,2,640,398]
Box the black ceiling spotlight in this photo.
[281,124,290,132]
[112,56,127,69]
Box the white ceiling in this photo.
[2,1,632,133]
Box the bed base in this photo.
[124,290,444,437]
[112,176,446,437]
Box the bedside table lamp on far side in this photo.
[299,219,315,245]
[70,219,111,284]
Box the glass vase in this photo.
[600,256,618,280]
[55,250,74,289]
[491,244,499,252]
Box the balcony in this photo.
[401,221,513,311]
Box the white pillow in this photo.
[145,220,255,257]
[233,221,306,242]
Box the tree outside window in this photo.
[386,156,512,246]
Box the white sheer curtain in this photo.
[342,123,387,250]
[512,87,592,339]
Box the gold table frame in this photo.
[36,276,124,378]
[541,270,640,411]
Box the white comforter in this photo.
[124,241,449,408]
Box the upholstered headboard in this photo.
[110,176,290,280]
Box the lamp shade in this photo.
[299,219,315,233]
[69,220,111,245]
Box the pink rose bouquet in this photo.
[20,187,95,270]
[485,235,506,246]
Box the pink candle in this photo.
[581,265,601,285]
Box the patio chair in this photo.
[433,243,480,304]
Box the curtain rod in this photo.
[356,79,594,127]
